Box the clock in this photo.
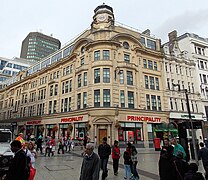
[97,14,107,22]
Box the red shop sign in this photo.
[61,116,83,123]
[127,116,161,123]
[26,120,42,125]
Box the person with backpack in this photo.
[123,150,132,180]
[3,140,29,180]
[112,140,120,176]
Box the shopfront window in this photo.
[118,122,143,147]
[75,123,86,140]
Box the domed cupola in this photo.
[91,3,115,30]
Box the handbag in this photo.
[29,165,36,180]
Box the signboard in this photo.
[60,115,88,123]
[26,120,41,125]
[126,116,161,123]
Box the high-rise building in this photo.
[20,32,61,63]
[0,57,34,89]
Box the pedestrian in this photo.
[48,136,55,157]
[36,134,43,154]
[160,138,172,156]
[184,163,205,180]
[58,137,64,154]
[123,150,132,180]
[79,143,100,180]
[28,142,37,168]
[159,145,177,180]
[3,140,29,180]
[171,138,186,159]
[198,142,208,179]
[83,136,88,149]
[98,137,111,180]
[173,151,189,180]
[44,136,50,156]
[67,137,72,152]
[112,140,120,176]
[131,146,140,180]
[15,132,25,146]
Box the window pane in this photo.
[94,69,100,83]
[128,91,134,108]
[103,68,110,83]
[103,89,110,107]
[94,50,100,60]
[103,50,110,60]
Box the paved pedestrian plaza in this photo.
[35,148,204,180]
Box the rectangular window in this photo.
[148,60,153,69]
[151,95,157,110]
[103,68,110,83]
[103,89,110,107]
[83,92,87,109]
[157,96,161,111]
[120,90,125,108]
[64,98,68,112]
[68,97,71,111]
[143,59,147,68]
[61,99,64,112]
[62,82,65,94]
[78,74,81,88]
[127,71,133,85]
[150,76,155,90]
[103,50,110,60]
[124,54,130,63]
[83,72,87,86]
[147,39,156,50]
[65,81,69,93]
[119,70,124,84]
[94,69,100,83]
[94,50,100,60]
[128,91,134,108]
[154,61,157,70]
[145,75,149,89]
[81,57,85,66]
[69,80,72,92]
[155,77,159,90]
[94,90,100,107]
[54,84,58,96]
[181,100,184,111]
[49,101,52,114]
[50,85,53,96]
[146,94,150,110]
[170,98,173,110]
[77,93,81,110]
[53,100,57,113]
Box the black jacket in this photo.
[184,170,205,180]
[5,149,28,180]
[98,143,111,159]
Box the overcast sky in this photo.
[1,0,208,59]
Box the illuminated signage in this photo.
[26,120,41,125]
[61,116,83,123]
[127,116,161,123]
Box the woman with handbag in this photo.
[28,142,37,168]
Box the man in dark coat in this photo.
[80,143,100,180]
[98,137,111,180]
[159,145,177,180]
[3,140,28,180]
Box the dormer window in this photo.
[123,41,129,49]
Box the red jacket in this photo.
[112,146,120,159]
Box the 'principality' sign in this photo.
[127,116,161,123]
[26,120,41,125]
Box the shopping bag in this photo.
[29,166,36,180]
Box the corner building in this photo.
[0,4,168,148]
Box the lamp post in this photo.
[172,84,198,164]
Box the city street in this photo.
[35,148,161,180]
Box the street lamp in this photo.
[172,83,198,164]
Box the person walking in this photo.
[28,142,37,168]
[48,136,55,157]
[15,132,25,146]
[3,140,29,180]
[79,143,100,180]
[112,140,120,176]
[131,146,140,180]
[36,134,43,154]
[58,137,64,154]
[98,137,111,180]
[171,138,186,159]
[198,142,208,179]
[123,150,132,180]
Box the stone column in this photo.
[143,122,149,148]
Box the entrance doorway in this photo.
[99,129,107,144]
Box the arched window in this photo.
[123,41,129,49]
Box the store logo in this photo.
[26,120,41,125]
[127,116,161,122]
[61,116,83,122]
